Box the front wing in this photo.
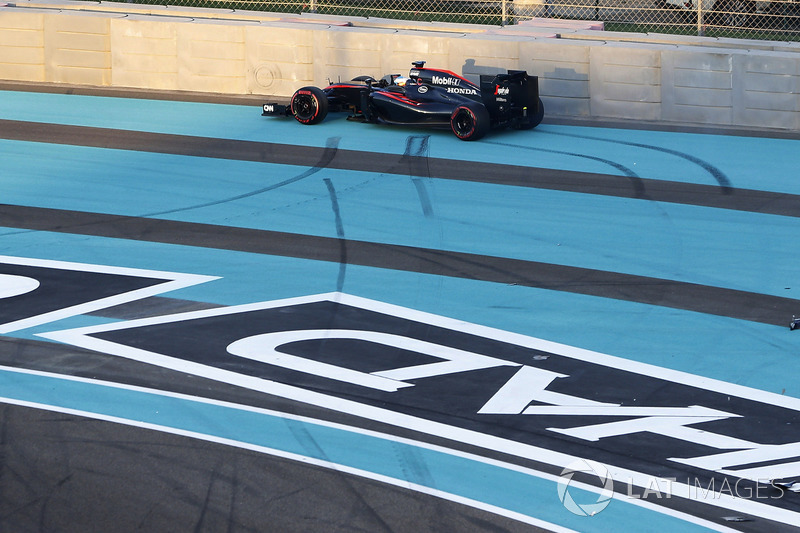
[262,103,289,116]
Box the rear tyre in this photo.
[513,97,545,130]
[290,86,328,125]
[450,103,490,141]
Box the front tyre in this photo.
[450,103,490,141]
[290,86,328,125]
[514,97,545,130]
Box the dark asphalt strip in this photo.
[1,203,796,327]
[2,119,800,218]
[0,401,540,533]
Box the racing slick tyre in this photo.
[513,97,545,130]
[290,86,328,125]
[450,103,490,141]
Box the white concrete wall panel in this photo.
[246,24,314,96]
[177,21,248,93]
[742,56,800,109]
[0,9,45,81]
[448,34,520,75]
[590,44,662,120]
[316,26,386,85]
[662,50,734,126]
[520,39,593,116]
[739,55,800,129]
[43,11,113,85]
[110,18,179,90]
[3,2,800,130]
[673,68,732,90]
[380,32,450,79]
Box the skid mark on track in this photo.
[403,135,431,174]
[143,137,342,218]
[546,131,733,192]
[411,178,435,218]
[404,136,435,217]
[403,135,446,302]
[324,177,347,293]
[488,140,648,199]
[488,139,683,316]
[393,440,437,490]
[193,455,223,532]
[282,417,397,532]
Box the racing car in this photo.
[261,61,543,141]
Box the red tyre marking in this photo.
[292,92,320,124]
[452,107,476,139]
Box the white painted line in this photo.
[36,292,800,527]
[0,255,219,333]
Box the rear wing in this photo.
[480,70,539,117]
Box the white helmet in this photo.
[394,76,409,87]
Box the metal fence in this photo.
[115,0,800,40]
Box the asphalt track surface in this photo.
[2,83,800,533]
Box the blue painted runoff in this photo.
[1,139,799,300]
[2,89,800,531]
[3,90,800,194]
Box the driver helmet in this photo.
[394,76,409,87]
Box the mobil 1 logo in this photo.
[41,292,800,520]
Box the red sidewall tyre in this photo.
[450,103,490,141]
[290,86,328,125]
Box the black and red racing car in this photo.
[262,60,543,141]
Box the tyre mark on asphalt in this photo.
[194,456,223,533]
[144,137,342,217]
[405,135,435,217]
[323,178,348,293]
[404,134,446,302]
[1,203,796,327]
[545,130,733,192]
[487,140,648,199]
[411,178,434,218]
[1,119,797,218]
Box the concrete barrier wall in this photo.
[2,0,800,130]
[1,8,45,82]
